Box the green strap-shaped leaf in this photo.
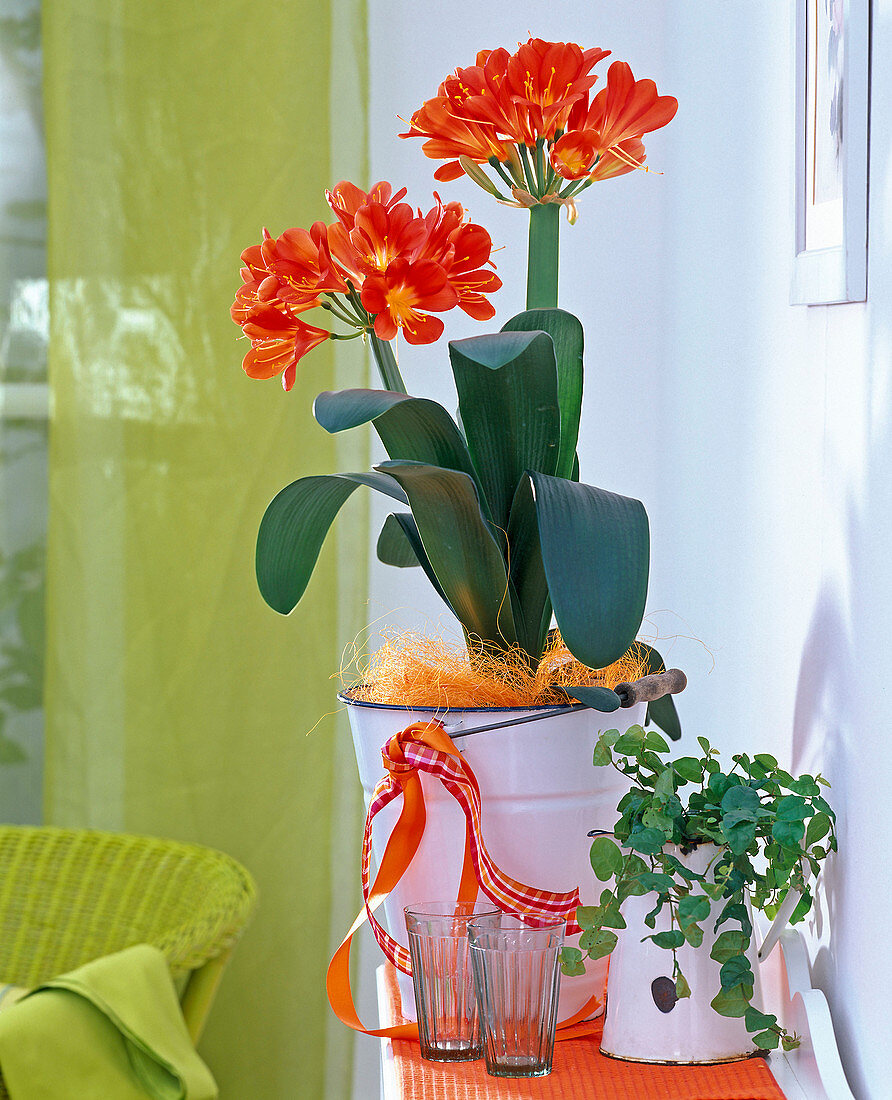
[376,513,419,567]
[530,470,649,671]
[449,330,560,532]
[313,388,409,431]
[638,642,682,741]
[377,461,516,650]
[505,475,551,660]
[256,472,406,614]
[502,309,584,480]
[376,512,454,612]
[566,685,622,712]
[314,389,479,486]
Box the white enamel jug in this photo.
[600,843,807,1064]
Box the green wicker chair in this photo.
[0,826,256,1049]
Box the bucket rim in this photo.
[337,686,589,716]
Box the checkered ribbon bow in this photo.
[326,719,592,1039]
[363,720,583,973]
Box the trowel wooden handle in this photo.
[614,669,687,708]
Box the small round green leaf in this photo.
[589,836,624,880]
[651,930,685,949]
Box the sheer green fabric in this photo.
[42,3,368,1096]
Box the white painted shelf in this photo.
[377,925,856,1099]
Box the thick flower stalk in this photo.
[232,182,502,393]
[401,38,677,309]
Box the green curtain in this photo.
[41,2,368,1096]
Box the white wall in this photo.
[365,3,890,1096]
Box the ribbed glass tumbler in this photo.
[404,902,501,1062]
[468,914,565,1078]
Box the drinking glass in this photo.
[404,901,501,1062]
[468,913,565,1077]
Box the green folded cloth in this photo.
[0,944,218,1099]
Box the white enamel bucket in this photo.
[342,693,645,1021]
[600,842,804,1064]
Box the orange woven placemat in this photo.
[382,968,786,1100]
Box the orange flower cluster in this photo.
[402,37,677,196]
[232,181,501,390]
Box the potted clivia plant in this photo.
[232,37,681,1018]
[561,726,837,1062]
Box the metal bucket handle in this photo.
[441,669,686,741]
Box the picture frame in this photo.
[791,0,870,305]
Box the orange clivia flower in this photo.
[498,38,610,144]
[401,38,676,218]
[361,258,457,344]
[402,67,512,184]
[416,199,502,321]
[237,301,329,391]
[232,181,501,386]
[565,60,678,164]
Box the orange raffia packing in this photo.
[347,631,650,709]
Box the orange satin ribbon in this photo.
[326,720,602,1039]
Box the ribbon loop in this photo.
[326,719,597,1039]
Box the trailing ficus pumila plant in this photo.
[560,726,837,1051]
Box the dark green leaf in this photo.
[315,390,481,483]
[721,785,761,818]
[590,836,624,880]
[504,475,551,658]
[599,905,627,930]
[710,983,752,1018]
[376,513,421,568]
[708,771,734,799]
[682,923,703,947]
[560,946,586,976]
[575,906,599,929]
[501,309,584,479]
[592,736,613,767]
[376,462,516,649]
[449,330,560,531]
[745,1007,778,1031]
[641,809,674,838]
[806,812,832,847]
[637,871,676,893]
[582,929,617,960]
[529,471,649,671]
[256,472,407,614]
[677,894,711,926]
[566,685,621,712]
[314,388,410,432]
[776,795,811,821]
[651,930,685,949]
[754,1029,780,1050]
[673,757,703,783]
[627,827,666,855]
[753,753,778,770]
[720,955,754,990]
[723,820,757,854]
[376,513,454,610]
[772,819,806,849]
[789,775,821,797]
[710,930,749,963]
